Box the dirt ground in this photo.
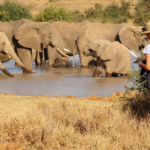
[0,0,138,15]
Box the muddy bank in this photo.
[0,90,137,102]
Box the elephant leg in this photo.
[35,51,42,66]
[124,74,129,76]
[0,61,14,77]
[112,73,118,77]
[106,72,112,77]
[93,67,102,77]
[16,47,32,72]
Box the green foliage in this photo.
[0,0,32,21]
[104,1,130,23]
[35,6,76,22]
[84,1,130,23]
[84,3,105,22]
[0,10,10,21]
[134,0,150,26]
[121,67,150,119]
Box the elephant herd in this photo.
[0,19,149,78]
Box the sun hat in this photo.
[142,21,150,34]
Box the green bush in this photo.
[84,1,130,23]
[35,6,77,22]
[104,1,130,23]
[84,3,105,22]
[0,0,32,21]
[121,67,150,119]
[0,10,10,21]
[134,0,150,26]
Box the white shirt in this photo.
[143,44,150,54]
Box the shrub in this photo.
[104,0,130,23]
[121,67,150,119]
[84,3,105,22]
[84,1,130,23]
[0,0,32,21]
[134,0,150,26]
[35,6,75,22]
[0,10,10,21]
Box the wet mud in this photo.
[0,54,140,97]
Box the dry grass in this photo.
[0,94,150,150]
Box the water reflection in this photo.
[0,53,140,97]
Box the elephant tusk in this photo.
[127,49,138,58]
[56,47,71,58]
[64,48,70,52]
[8,54,11,59]
[127,49,142,63]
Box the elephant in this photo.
[0,32,32,77]
[46,21,91,67]
[13,21,69,71]
[83,39,131,77]
[0,19,34,73]
[76,23,149,67]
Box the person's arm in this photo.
[139,54,150,71]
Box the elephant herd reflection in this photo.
[0,19,148,77]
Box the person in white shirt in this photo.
[138,21,150,97]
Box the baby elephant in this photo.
[83,39,131,77]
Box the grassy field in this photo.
[0,93,150,150]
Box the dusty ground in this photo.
[0,0,138,15]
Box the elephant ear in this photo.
[118,25,139,50]
[101,43,117,60]
[15,22,42,52]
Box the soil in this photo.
[0,0,138,15]
[0,143,24,150]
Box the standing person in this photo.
[138,21,150,97]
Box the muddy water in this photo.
[0,53,140,97]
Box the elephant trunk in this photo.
[93,57,103,77]
[6,45,32,73]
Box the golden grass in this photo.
[0,94,150,150]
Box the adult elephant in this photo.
[46,21,91,67]
[0,19,34,72]
[0,32,31,77]
[83,39,131,77]
[76,23,149,67]
[14,21,68,70]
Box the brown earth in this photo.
[0,143,24,150]
[0,0,138,15]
